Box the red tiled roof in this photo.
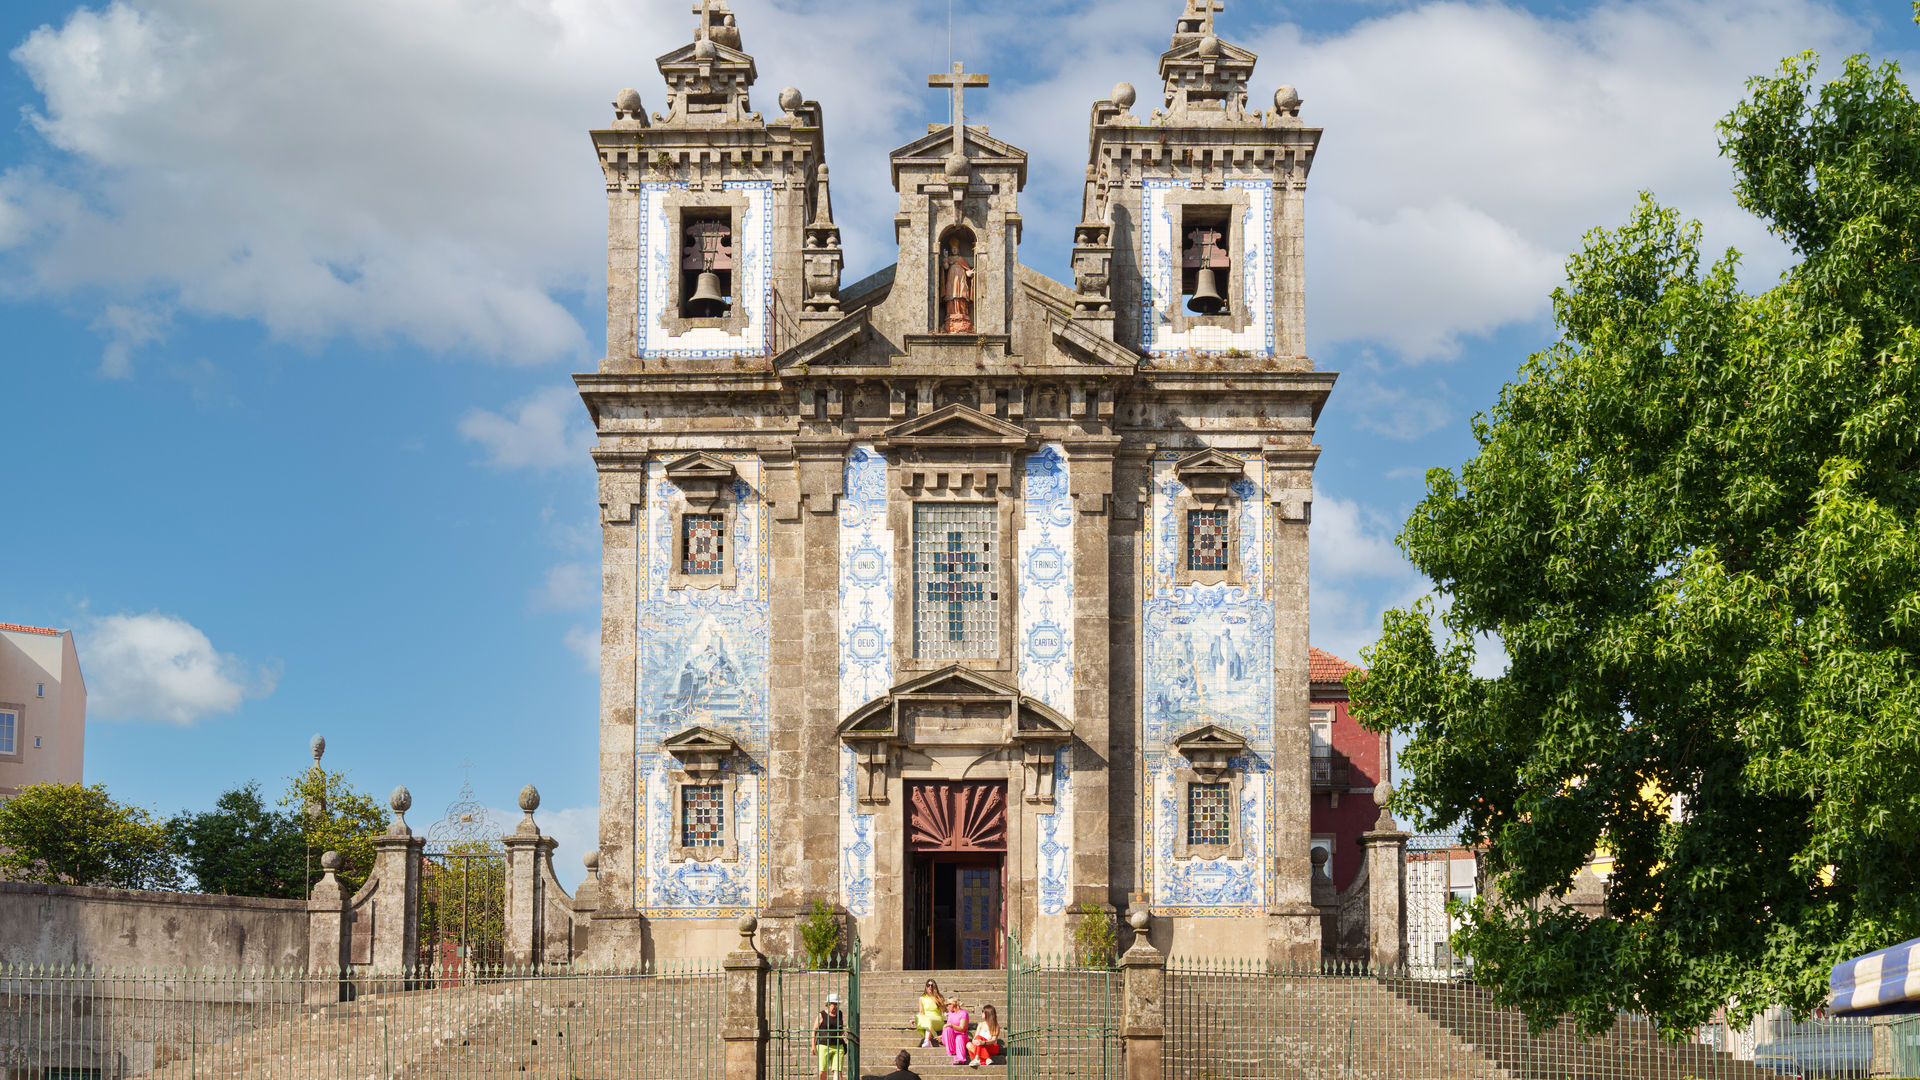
[1310,647,1362,684]
[0,622,63,636]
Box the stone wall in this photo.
[0,881,307,970]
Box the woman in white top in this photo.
[967,1003,1001,1067]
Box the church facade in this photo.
[578,0,1336,969]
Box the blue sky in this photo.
[1,0,1913,887]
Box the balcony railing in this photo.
[1310,751,1350,790]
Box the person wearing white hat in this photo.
[815,992,851,1080]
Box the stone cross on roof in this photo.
[1193,0,1223,32]
[929,62,989,161]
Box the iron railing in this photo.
[767,948,861,1080]
[1161,957,1894,1080]
[0,961,724,1080]
[1004,933,1118,1080]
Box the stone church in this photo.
[578,0,1337,969]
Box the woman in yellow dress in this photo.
[915,979,945,1048]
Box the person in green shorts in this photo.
[815,992,850,1080]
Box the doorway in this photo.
[903,780,1007,970]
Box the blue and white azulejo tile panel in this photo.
[1139,178,1276,358]
[1019,444,1075,914]
[636,180,773,359]
[1141,450,1277,915]
[633,453,770,917]
[837,445,891,917]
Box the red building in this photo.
[1308,647,1384,892]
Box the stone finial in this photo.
[1372,782,1397,831]
[736,913,760,953]
[694,36,718,60]
[1112,81,1136,111]
[310,733,326,763]
[1310,844,1330,880]
[319,850,343,873]
[1127,905,1150,931]
[943,151,970,181]
[1273,85,1302,117]
[778,86,803,115]
[583,850,600,872]
[518,784,541,813]
[615,88,643,113]
[388,785,412,835]
[1197,33,1221,57]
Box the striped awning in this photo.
[1829,937,1920,1014]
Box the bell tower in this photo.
[590,0,839,366]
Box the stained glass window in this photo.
[913,504,997,659]
[1187,782,1231,847]
[682,514,726,576]
[1187,509,1229,572]
[681,784,726,848]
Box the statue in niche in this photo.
[940,232,976,334]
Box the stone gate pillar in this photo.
[306,851,351,1003]
[1119,906,1165,1080]
[1359,784,1410,970]
[504,784,559,967]
[368,786,426,975]
[725,915,769,1080]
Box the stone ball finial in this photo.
[319,850,343,872]
[1274,85,1303,114]
[694,36,718,60]
[310,733,326,762]
[778,86,803,114]
[1112,81,1137,110]
[583,850,600,872]
[389,785,412,815]
[1310,845,1329,867]
[737,913,758,936]
[1374,782,1392,809]
[943,151,969,180]
[1198,33,1221,58]
[615,88,642,113]
[518,784,540,813]
[1127,906,1150,931]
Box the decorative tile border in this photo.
[1139,178,1276,358]
[1019,445,1075,914]
[632,453,771,917]
[837,445,891,917]
[636,180,773,359]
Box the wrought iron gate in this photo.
[768,929,862,1080]
[1005,930,1118,1080]
[416,769,506,979]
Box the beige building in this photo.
[0,623,85,798]
[578,0,1334,969]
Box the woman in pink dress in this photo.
[942,1000,972,1063]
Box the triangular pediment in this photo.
[1175,447,1246,478]
[661,725,741,753]
[1160,38,1258,67]
[880,404,1033,446]
[664,452,737,484]
[655,40,756,69]
[1171,723,1251,754]
[892,127,1027,164]
[1016,698,1073,737]
[892,664,1020,701]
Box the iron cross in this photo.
[929,61,989,159]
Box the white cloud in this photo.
[563,625,600,673]
[535,561,597,611]
[82,611,278,724]
[90,302,169,378]
[459,385,591,470]
[1309,494,1425,664]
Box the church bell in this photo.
[1187,266,1226,315]
[687,271,730,317]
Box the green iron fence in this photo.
[767,945,861,1080]
[1161,956,1886,1080]
[0,960,724,1080]
[1003,932,1117,1080]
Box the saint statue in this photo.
[941,239,975,334]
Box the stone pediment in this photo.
[1160,37,1257,67]
[655,40,757,72]
[665,451,738,509]
[890,129,1028,188]
[878,404,1034,449]
[1174,447,1246,502]
[837,665,1071,746]
[662,725,742,779]
[1172,723,1250,779]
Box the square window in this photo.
[1187,509,1229,572]
[1186,782,1231,847]
[1309,720,1332,758]
[680,784,726,848]
[0,711,14,755]
[913,504,997,659]
[682,514,726,576]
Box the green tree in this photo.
[169,782,306,898]
[1351,45,1920,1036]
[281,766,390,895]
[0,782,180,889]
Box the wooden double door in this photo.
[904,780,1006,970]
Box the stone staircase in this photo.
[1382,977,1775,1080]
[857,970,1007,1080]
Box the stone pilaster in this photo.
[1118,906,1165,1080]
[306,851,350,1003]
[724,916,769,1080]
[1066,436,1119,907]
[592,466,647,962]
[1360,785,1409,970]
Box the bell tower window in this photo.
[1180,206,1231,315]
[681,211,734,318]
